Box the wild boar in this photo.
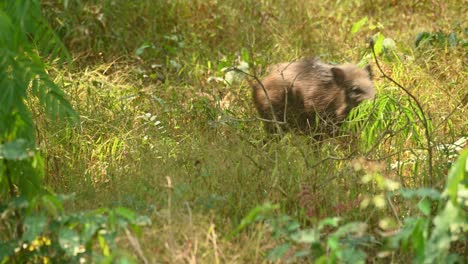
[252,58,375,136]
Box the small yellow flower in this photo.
[28,244,35,251]
[43,256,50,264]
[42,236,52,246]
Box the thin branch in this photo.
[277,60,297,125]
[386,194,402,227]
[226,67,283,135]
[433,93,468,132]
[369,39,434,186]
[124,228,149,264]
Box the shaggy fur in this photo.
[253,58,375,136]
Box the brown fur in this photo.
[253,58,375,136]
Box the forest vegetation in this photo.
[0,0,466,263]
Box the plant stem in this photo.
[369,40,433,186]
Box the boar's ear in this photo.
[331,67,346,85]
[365,64,373,79]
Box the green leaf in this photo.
[81,220,100,244]
[41,194,64,217]
[291,228,318,243]
[351,17,368,35]
[398,188,441,200]
[114,256,135,264]
[445,150,467,205]
[327,236,339,250]
[241,48,250,62]
[292,249,311,258]
[286,221,301,232]
[228,203,279,238]
[98,233,111,256]
[267,243,291,261]
[58,227,81,257]
[447,32,458,46]
[135,42,154,56]
[22,215,47,242]
[7,196,29,210]
[389,217,428,252]
[318,217,340,230]
[0,241,16,261]
[373,33,385,55]
[332,222,367,238]
[341,247,366,264]
[417,199,431,216]
[424,201,464,263]
[415,32,432,47]
[114,207,137,222]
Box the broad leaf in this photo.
[22,215,47,242]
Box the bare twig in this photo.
[369,39,434,186]
[124,228,149,264]
[309,151,358,169]
[386,195,402,226]
[433,93,468,132]
[256,117,287,124]
[277,61,296,125]
[226,67,283,135]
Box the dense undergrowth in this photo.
[1,0,466,263]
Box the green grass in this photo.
[37,0,467,262]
